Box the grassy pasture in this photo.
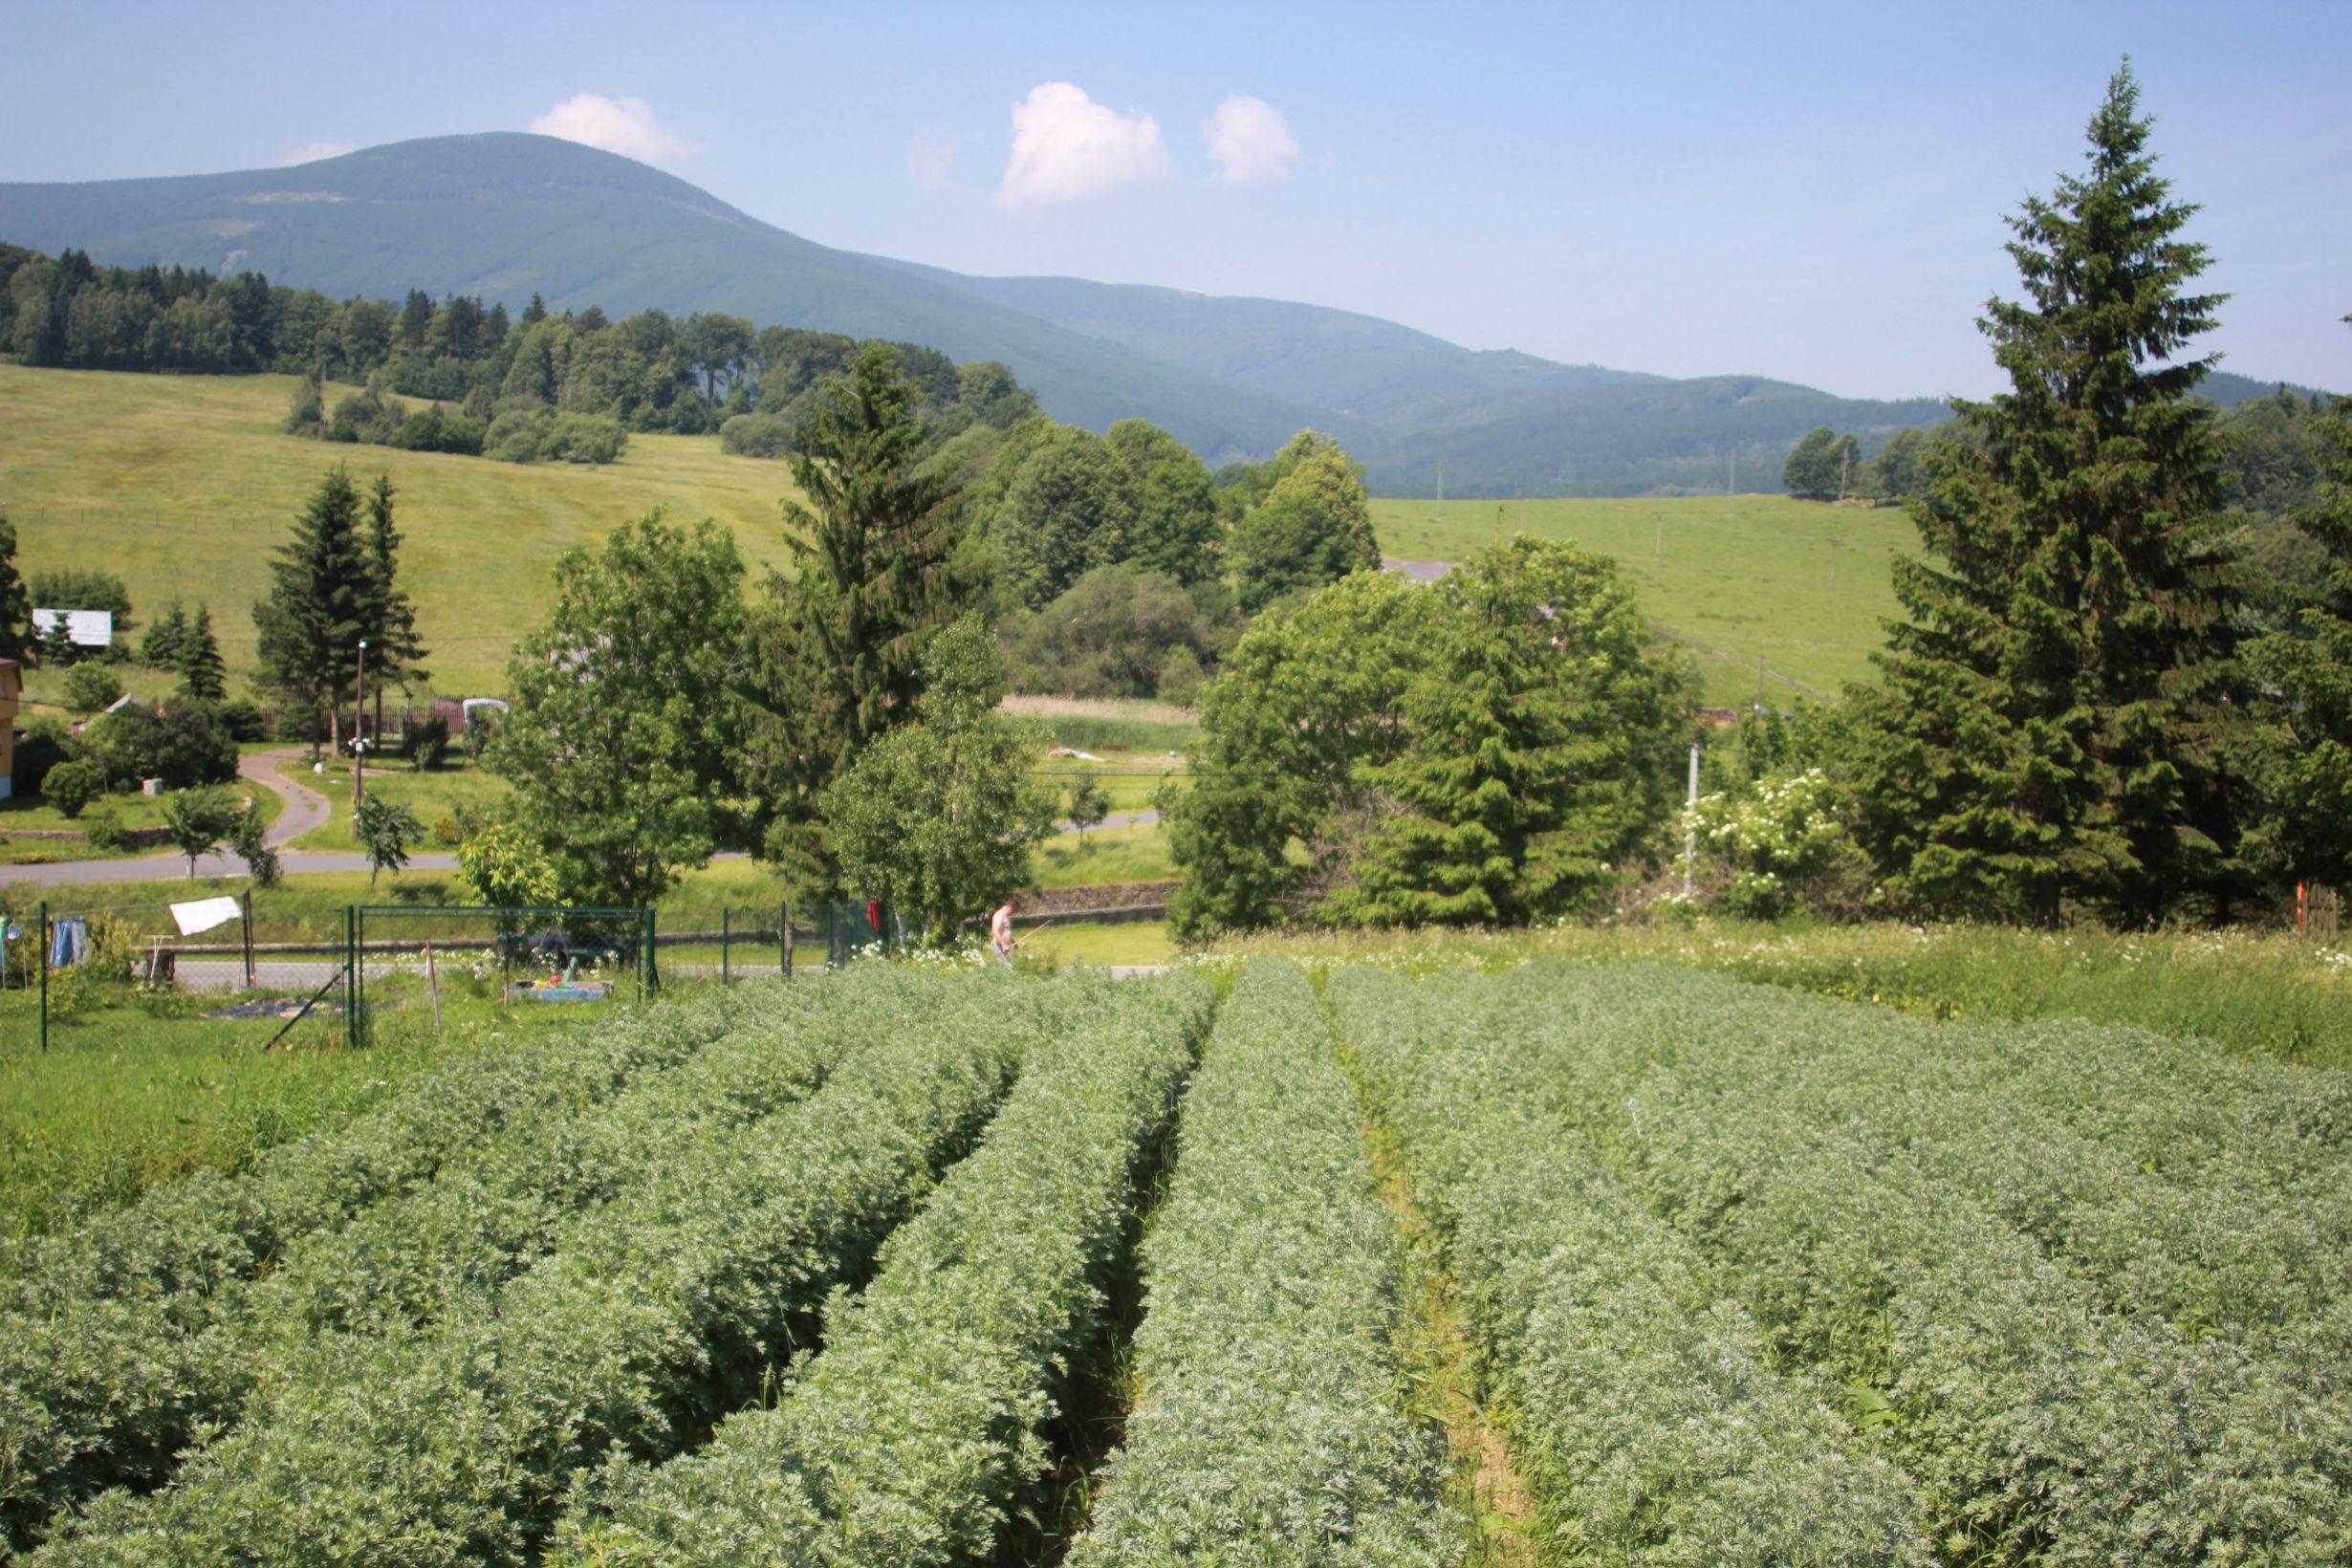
[0,366,1920,708]
[1373,492,1914,704]
[0,364,803,694]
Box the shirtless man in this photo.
[990,898,1017,967]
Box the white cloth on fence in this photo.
[170,896,243,937]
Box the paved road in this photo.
[1,775,1164,891]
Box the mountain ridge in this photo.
[0,133,2313,493]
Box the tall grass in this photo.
[1220,920,2352,1068]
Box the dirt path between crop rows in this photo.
[1323,998,1539,1566]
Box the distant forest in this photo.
[0,244,1041,465]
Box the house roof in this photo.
[32,608,115,646]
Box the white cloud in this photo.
[529,94,692,163]
[907,129,956,193]
[996,81,1172,207]
[1203,95,1299,184]
[277,140,356,167]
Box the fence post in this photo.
[241,889,256,991]
[643,907,658,1000]
[344,904,359,1050]
[780,902,791,981]
[721,905,731,988]
[37,901,48,1054]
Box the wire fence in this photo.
[0,891,915,1054]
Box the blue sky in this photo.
[2,0,2345,399]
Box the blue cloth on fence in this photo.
[50,917,88,968]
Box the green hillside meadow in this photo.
[0,365,800,694]
[1374,492,1911,702]
[0,363,1907,701]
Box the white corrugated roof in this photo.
[31,609,115,646]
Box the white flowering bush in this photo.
[1686,768,1867,919]
[550,970,1213,1566]
[1332,967,1928,1566]
[1065,962,1463,1568]
[35,969,1047,1564]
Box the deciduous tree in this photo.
[820,616,1058,945]
[491,512,747,906]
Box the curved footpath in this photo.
[0,752,1161,890]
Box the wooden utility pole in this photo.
[353,639,368,806]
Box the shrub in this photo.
[484,407,627,466]
[1154,642,1206,705]
[213,698,268,744]
[1688,768,1869,920]
[154,701,239,789]
[1003,564,1222,699]
[80,807,129,851]
[41,760,100,818]
[385,404,486,456]
[327,385,404,446]
[716,411,795,458]
[13,717,74,795]
[407,715,450,770]
[60,664,120,714]
[75,707,163,790]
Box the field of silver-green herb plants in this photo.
[3,958,2345,1564]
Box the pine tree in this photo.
[745,343,972,889]
[176,604,227,701]
[0,509,33,663]
[139,599,188,668]
[254,466,372,751]
[357,473,427,714]
[1848,64,2241,926]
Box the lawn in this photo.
[1019,918,1175,969]
[1371,492,1914,705]
[0,773,280,864]
[288,755,513,852]
[0,363,806,695]
[0,983,492,1239]
[1033,818,1175,887]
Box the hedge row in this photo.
[35,969,1048,1565]
[550,969,1214,1565]
[0,987,748,1549]
[1369,965,2352,1566]
[1066,962,1461,1568]
[1331,967,1928,1567]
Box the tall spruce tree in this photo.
[176,604,226,701]
[744,343,971,889]
[357,473,427,725]
[0,508,32,663]
[254,466,372,752]
[1848,64,2241,926]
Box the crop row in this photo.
[0,984,757,1549]
[1332,967,1927,1567]
[1066,961,1462,1567]
[551,969,1213,1565]
[1355,965,2352,1565]
[1434,964,2352,1346]
[35,968,1052,1565]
